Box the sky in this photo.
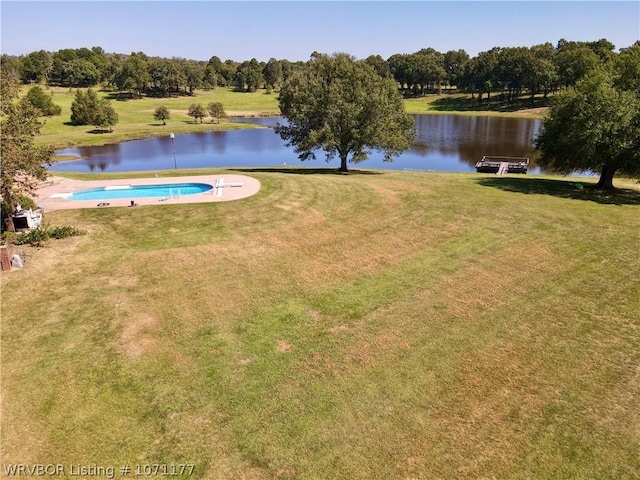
[1,1,638,62]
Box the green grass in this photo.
[404,91,550,116]
[33,86,281,149]
[2,169,639,479]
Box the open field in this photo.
[2,169,639,479]
[32,87,281,150]
[28,87,547,150]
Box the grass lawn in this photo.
[1,169,639,479]
[404,91,550,117]
[33,87,281,149]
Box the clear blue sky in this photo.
[1,1,638,62]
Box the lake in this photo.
[50,115,547,174]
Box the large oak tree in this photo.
[535,69,640,189]
[276,53,415,172]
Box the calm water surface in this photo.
[50,115,546,173]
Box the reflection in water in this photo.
[412,115,541,168]
[51,114,550,173]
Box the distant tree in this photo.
[207,102,225,123]
[363,54,392,79]
[19,50,52,83]
[61,58,101,87]
[556,46,601,88]
[70,89,100,125]
[187,103,206,123]
[183,61,204,94]
[153,105,170,125]
[411,48,446,94]
[204,55,226,87]
[387,53,412,90]
[496,47,534,102]
[83,46,110,83]
[535,70,640,189]
[115,52,150,97]
[149,57,187,96]
[50,48,77,85]
[235,58,264,92]
[102,54,124,90]
[443,49,470,89]
[24,86,62,116]
[276,53,416,172]
[1,54,22,79]
[1,77,52,231]
[93,99,118,131]
[280,59,303,83]
[467,48,502,100]
[202,66,217,89]
[586,38,616,63]
[528,43,559,98]
[263,58,283,90]
[207,55,223,74]
[219,59,238,86]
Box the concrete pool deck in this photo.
[36,174,260,212]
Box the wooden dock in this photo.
[476,156,529,174]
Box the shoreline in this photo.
[46,108,547,161]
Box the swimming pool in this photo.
[65,182,213,201]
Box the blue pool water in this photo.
[68,183,213,201]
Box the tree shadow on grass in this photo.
[477,176,640,206]
[103,92,139,101]
[427,94,550,113]
[87,129,113,134]
[231,167,383,176]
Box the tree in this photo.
[93,99,118,132]
[153,105,170,125]
[263,58,283,90]
[70,88,99,125]
[443,49,470,89]
[556,46,601,88]
[234,58,264,92]
[69,89,118,131]
[462,48,502,100]
[207,102,225,123]
[183,60,204,94]
[62,58,101,87]
[24,86,62,116]
[115,52,150,97]
[187,103,206,123]
[535,70,640,189]
[1,77,52,231]
[20,50,52,83]
[363,55,392,79]
[276,53,416,172]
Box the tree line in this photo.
[1,38,634,102]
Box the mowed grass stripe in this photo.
[1,171,638,479]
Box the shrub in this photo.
[14,225,86,246]
[14,228,50,246]
[49,225,86,239]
